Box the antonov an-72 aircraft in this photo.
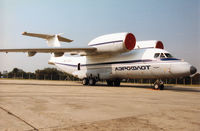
[0,32,197,90]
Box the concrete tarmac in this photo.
[0,79,200,131]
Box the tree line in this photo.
[1,68,79,81]
[0,67,200,84]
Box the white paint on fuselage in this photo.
[49,48,191,80]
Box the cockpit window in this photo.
[154,53,160,58]
[154,53,174,59]
[160,53,165,58]
[165,53,173,58]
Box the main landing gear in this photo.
[82,78,96,86]
[106,79,121,86]
[82,78,89,85]
[83,77,164,90]
[82,78,121,87]
[153,80,164,90]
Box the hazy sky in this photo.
[0,0,199,72]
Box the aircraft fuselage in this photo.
[50,48,195,80]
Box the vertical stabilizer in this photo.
[46,35,60,47]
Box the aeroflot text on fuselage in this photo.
[115,65,151,71]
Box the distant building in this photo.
[3,71,8,74]
[2,71,8,78]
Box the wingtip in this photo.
[22,32,27,35]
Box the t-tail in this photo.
[22,32,73,64]
[22,32,73,47]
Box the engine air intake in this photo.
[124,33,136,50]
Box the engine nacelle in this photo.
[27,51,37,57]
[135,40,164,49]
[54,52,64,57]
[88,32,136,53]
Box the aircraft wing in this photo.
[0,48,97,56]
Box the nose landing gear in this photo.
[153,80,164,90]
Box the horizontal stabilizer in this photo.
[22,32,73,47]
[22,32,73,42]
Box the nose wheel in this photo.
[154,80,164,90]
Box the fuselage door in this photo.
[78,63,80,70]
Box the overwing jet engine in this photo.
[135,40,164,49]
[88,32,136,53]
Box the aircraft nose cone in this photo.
[190,66,197,75]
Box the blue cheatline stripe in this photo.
[89,40,123,46]
[55,58,180,68]
[160,58,180,61]
[55,59,153,67]
[82,59,152,66]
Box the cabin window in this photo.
[154,53,160,58]
[78,63,80,70]
[160,53,165,58]
[165,53,173,58]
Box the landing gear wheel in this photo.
[89,78,96,86]
[113,80,120,86]
[154,83,160,90]
[106,80,113,86]
[160,84,164,90]
[153,80,164,90]
[82,78,89,85]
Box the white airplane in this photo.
[0,32,197,90]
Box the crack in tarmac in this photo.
[0,106,38,131]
